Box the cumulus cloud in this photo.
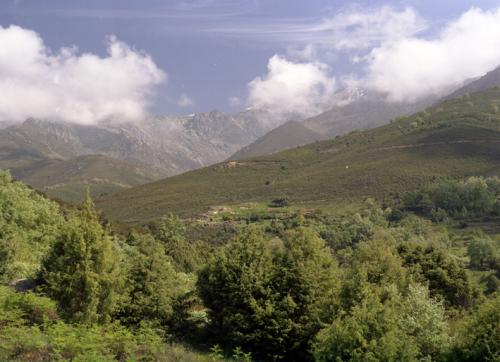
[247,55,336,117]
[0,25,165,124]
[363,7,500,102]
[177,93,194,107]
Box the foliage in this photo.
[39,196,123,324]
[0,285,218,361]
[319,213,375,251]
[397,242,476,308]
[403,177,500,218]
[314,284,450,361]
[269,197,289,208]
[466,231,499,271]
[0,171,63,282]
[118,232,195,331]
[197,228,340,360]
[150,214,203,272]
[4,168,500,360]
[451,295,500,361]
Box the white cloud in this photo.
[363,7,500,102]
[177,93,194,107]
[0,25,165,124]
[321,6,426,51]
[247,55,336,117]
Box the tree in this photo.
[314,288,414,362]
[452,295,500,361]
[197,228,276,357]
[118,232,194,330]
[341,240,407,310]
[0,171,63,282]
[197,227,340,360]
[271,228,340,359]
[40,196,122,324]
[151,214,200,272]
[397,243,476,308]
[467,234,498,271]
[313,284,450,361]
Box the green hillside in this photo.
[97,88,500,223]
[21,154,154,203]
[230,120,323,160]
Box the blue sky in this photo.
[1,0,500,119]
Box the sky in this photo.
[1,0,500,123]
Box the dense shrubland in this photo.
[400,176,500,219]
[0,171,499,361]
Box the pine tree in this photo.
[118,232,193,329]
[40,195,122,324]
[152,214,200,272]
[197,227,340,360]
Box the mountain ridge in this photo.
[96,87,500,223]
[0,109,286,201]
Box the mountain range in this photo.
[231,90,434,160]
[0,109,281,201]
[1,66,500,204]
[97,85,500,223]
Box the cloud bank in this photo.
[364,7,500,102]
[247,55,336,117]
[0,25,165,124]
[245,6,500,112]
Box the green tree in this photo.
[151,214,200,272]
[40,196,122,324]
[272,228,340,359]
[467,234,498,271]
[0,171,63,281]
[197,229,276,357]
[197,228,340,360]
[397,243,476,308]
[452,295,500,361]
[314,284,450,361]
[118,232,194,330]
[341,240,407,310]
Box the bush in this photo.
[0,171,63,282]
[314,284,450,361]
[397,243,476,308]
[269,198,289,208]
[40,196,123,324]
[451,295,500,361]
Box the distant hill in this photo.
[97,87,500,224]
[231,66,500,161]
[444,66,500,100]
[0,109,285,202]
[21,154,154,203]
[230,91,433,160]
[230,121,322,160]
